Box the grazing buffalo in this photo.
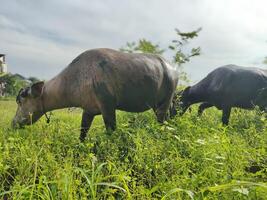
[178,65,267,125]
[12,48,178,141]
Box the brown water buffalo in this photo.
[178,65,267,125]
[12,48,178,141]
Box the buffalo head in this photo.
[254,87,267,111]
[12,81,45,128]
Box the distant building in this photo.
[0,82,5,97]
[0,54,7,74]
[0,54,7,96]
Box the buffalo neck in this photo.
[188,85,206,104]
[41,75,78,112]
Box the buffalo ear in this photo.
[30,81,44,98]
[19,88,27,97]
[177,86,190,97]
[182,86,191,96]
[184,86,191,92]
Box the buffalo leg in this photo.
[94,83,116,132]
[101,106,116,132]
[169,102,177,119]
[222,107,231,125]
[80,110,95,142]
[198,102,213,116]
[155,95,174,123]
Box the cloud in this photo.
[0,0,267,82]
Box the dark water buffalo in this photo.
[12,48,178,141]
[179,65,267,125]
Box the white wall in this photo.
[0,57,7,73]
[1,64,7,73]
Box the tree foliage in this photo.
[169,28,201,66]
[28,76,40,83]
[120,28,202,84]
[0,74,39,96]
[0,74,27,96]
[120,39,164,54]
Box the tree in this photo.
[263,57,267,65]
[169,28,202,83]
[120,39,164,55]
[120,28,202,84]
[0,73,29,96]
[169,28,201,66]
[28,76,40,83]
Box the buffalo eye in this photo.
[16,88,29,104]
[20,90,28,98]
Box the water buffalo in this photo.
[12,48,178,141]
[178,64,267,125]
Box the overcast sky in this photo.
[1,0,267,83]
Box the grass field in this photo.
[0,100,267,199]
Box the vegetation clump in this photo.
[0,101,266,199]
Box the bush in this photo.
[0,101,266,199]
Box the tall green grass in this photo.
[0,100,266,199]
